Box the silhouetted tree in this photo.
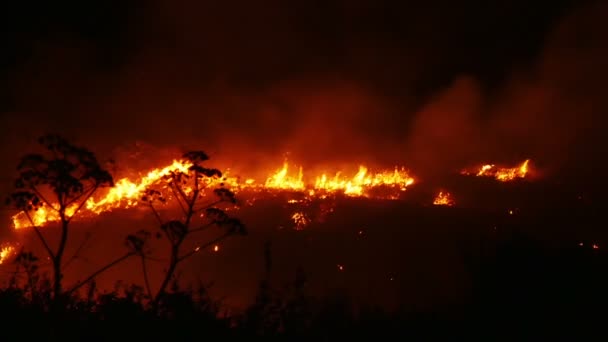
[5,134,144,302]
[141,151,246,307]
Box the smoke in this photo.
[402,0,608,182]
[403,77,484,179]
[0,0,606,189]
[487,0,608,180]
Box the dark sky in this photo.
[0,0,606,184]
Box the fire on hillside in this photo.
[9,158,530,230]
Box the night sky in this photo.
[1,0,607,189]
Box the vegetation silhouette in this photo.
[5,134,118,302]
[1,135,607,341]
[139,150,247,310]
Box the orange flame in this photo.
[10,158,532,230]
[0,244,15,265]
[291,211,311,230]
[462,159,530,182]
[12,160,194,229]
[264,162,305,191]
[11,160,415,229]
[314,166,414,197]
[433,191,455,206]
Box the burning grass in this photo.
[10,158,530,230]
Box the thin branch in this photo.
[141,256,152,299]
[64,184,97,207]
[188,222,215,234]
[29,186,58,212]
[148,203,163,225]
[172,179,191,209]
[143,255,170,263]
[67,185,98,222]
[62,233,92,270]
[66,252,133,295]
[168,183,188,216]
[177,232,231,262]
[24,212,55,260]
[194,199,222,213]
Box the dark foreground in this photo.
[1,179,607,340]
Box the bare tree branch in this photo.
[24,211,55,260]
[188,222,215,234]
[64,184,97,207]
[194,199,222,213]
[178,232,231,262]
[67,185,98,222]
[29,186,57,212]
[141,256,153,299]
[168,182,188,216]
[66,252,134,295]
[62,233,92,270]
[148,203,163,225]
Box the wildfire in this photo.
[11,159,416,229]
[462,159,530,182]
[10,157,533,230]
[314,166,414,196]
[0,244,16,265]
[85,160,194,214]
[265,162,305,191]
[291,211,311,230]
[433,191,455,206]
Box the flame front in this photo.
[12,160,194,229]
[10,158,532,230]
[463,159,530,182]
[11,160,415,229]
[314,166,414,196]
[86,160,193,214]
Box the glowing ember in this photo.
[0,244,15,265]
[462,159,530,182]
[291,211,311,230]
[433,191,455,206]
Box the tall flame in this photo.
[264,162,305,190]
